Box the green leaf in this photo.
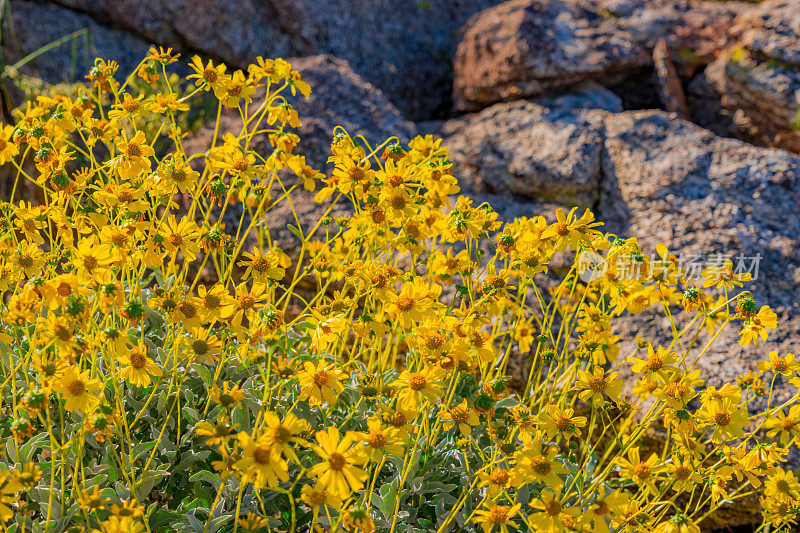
[287,224,303,241]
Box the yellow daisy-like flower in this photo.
[765,405,800,445]
[52,365,102,413]
[512,438,567,489]
[472,503,521,533]
[538,405,587,440]
[297,360,346,407]
[575,368,623,405]
[439,400,480,437]
[697,399,748,443]
[758,351,800,377]
[616,447,663,493]
[394,365,446,414]
[307,427,368,499]
[221,282,269,332]
[187,55,230,92]
[235,431,290,489]
[262,411,309,461]
[355,418,405,460]
[300,482,342,511]
[119,341,162,388]
[628,344,680,379]
[0,124,19,164]
[739,305,778,347]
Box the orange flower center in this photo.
[238,294,256,310]
[313,371,329,387]
[545,500,562,516]
[633,462,651,479]
[490,469,509,485]
[488,506,510,524]
[530,455,552,475]
[68,379,86,396]
[408,373,426,391]
[395,295,414,312]
[272,425,292,444]
[368,432,387,448]
[587,375,607,392]
[675,465,692,480]
[328,452,346,471]
[714,410,732,427]
[253,444,272,464]
[130,352,147,370]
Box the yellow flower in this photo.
[183,327,222,362]
[653,515,701,533]
[91,516,147,533]
[146,45,179,65]
[355,418,405,460]
[119,341,162,388]
[307,427,368,499]
[214,70,258,108]
[235,431,290,489]
[765,405,800,445]
[341,505,376,533]
[108,93,147,121]
[701,259,750,290]
[110,130,154,181]
[386,277,439,329]
[52,365,101,412]
[0,472,21,524]
[221,282,269,332]
[764,469,800,501]
[739,305,777,346]
[512,438,567,489]
[586,488,628,533]
[196,284,228,323]
[297,360,346,407]
[616,447,663,493]
[628,344,679,378]
[159,215,201,262]
[697,399,748,442]
[195,417,237,446]
[758,351,800,376]
[439,400,479,436]
[541,207,602,251]
[477,467,513,497]
[262,411,309,460]
[237,247,290,282]
[78,485,109,512]
[473,503,521,533]
[300,482,342,511]
[528,491,581,532]
[187,55,229,92]
[211,381,245,409]
[667,455,702,493]
[538,405,586,440]
[0,124,19,164]
[394,365,446,414]
[575,368,623,405]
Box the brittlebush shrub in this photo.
[0,48,796,533]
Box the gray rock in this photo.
[452,0,650,111]
[1,1,151,83]
[452,0,747,111]
[706,0,800,152]
[46,0,502,121]
[598,109,800,310]
[442,84,621,206]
